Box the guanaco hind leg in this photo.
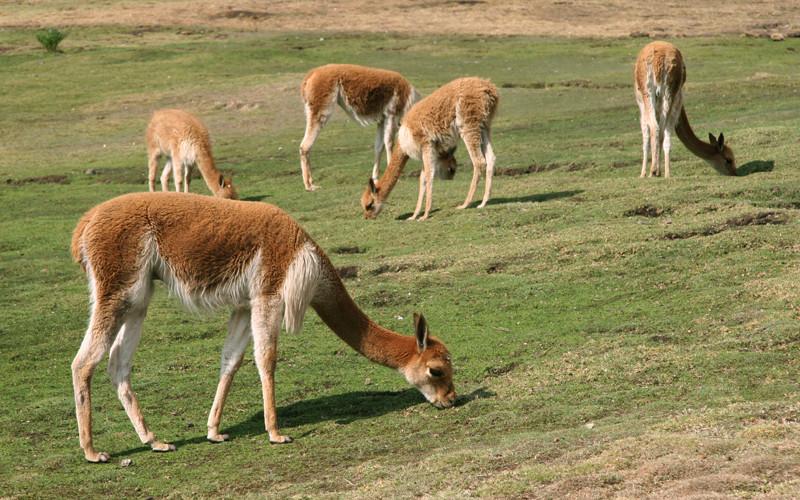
[250,296,292,444]
[207,308,251,442]
[457,128,487,210]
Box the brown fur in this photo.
[146,109,238,198]
[361,77,499,220]
[70,192,454,462]
[299,64,418,190]
[634,41,736,177]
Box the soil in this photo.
[4,1,799,38]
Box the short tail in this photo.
[282,242,322,334]
[71,207,97,271]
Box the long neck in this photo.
[195,149,223,194]
[376,144,410,202]
[675,107,719,161]
[311,257,415,369]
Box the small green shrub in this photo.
[36,28,67,53]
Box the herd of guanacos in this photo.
[69,41,740,462]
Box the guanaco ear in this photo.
[218,174,225,188]
[708,133,717,145]
[717,132,725,149]
[368,177,378,195]
[414,312,428,352]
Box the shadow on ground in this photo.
[241,194,269,202]
[737,160,774,176]
[470,189,584,208]
[114,387,494,457]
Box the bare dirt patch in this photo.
[5,175,69,186]
[624,204,671,218]
[3,1,798,38]
[336,265,359,280]
[663,211,789,240]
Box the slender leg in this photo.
[183,164,192,193]
[406,149,432,220]
[478,129,495,209]
[662,128,672,179]
[371,119,386,180]
[250,296,291,444]
[170,150,184,193]
[207,308,252,443]
[637,100,650,178]
[107,300,174,453]
[457,130,486,209]
[381,115,397,178]
[148,150,161,192]
[299,102,330,191]
[160,160,172,192]
[72,297,124,463]
[649,122,661,177]
[420,148,435,221]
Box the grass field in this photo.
[1,26,800,498]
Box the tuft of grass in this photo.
[36,28,67,53]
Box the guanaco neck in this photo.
[376,145,410,202]
[195,150,224,194]
[675,107,719,161]
[311,258,415,370]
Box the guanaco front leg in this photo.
[207,308,251,443]
[250,296,291,444]
[108,305,175,453]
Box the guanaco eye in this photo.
[366,202,374,210]
[429,368,444,378]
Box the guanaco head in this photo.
[216,174,239,199]
[402,313,456,409]
[361,178,382,219]
[436,146,458,180]
[708,132,737,176]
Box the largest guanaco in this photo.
[634,41,736,178]
[361,77,498,221]
[70,192,455,463]
[146,109,238,198]
[299,64,419,191]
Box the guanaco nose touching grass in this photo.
[70,192,455,463]
[634,41,736,178]
[146,109,238,198]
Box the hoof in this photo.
[86,451,110,463]
[207,433,229,443]
[406,216,417,221]
[305,184,320,192]
[456,204,468,210]
[150,441,176,452]
[269,435,293,444]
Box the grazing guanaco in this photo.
[146,109,238,198]
[634,41,736,178]
[361,77,498,221]
[70,192,454,463]
[299,64,419,191]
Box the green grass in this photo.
[1,28,799,497]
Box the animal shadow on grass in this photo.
[241,194,269,202]
[469,189,584,208]
[737,160,774,176]
[396,208,442,220]
[115,387,494,457]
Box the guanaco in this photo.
[70,192,454,462]
[361,77,498,220]
[634,41,736,177]
[146,109,238,198]
[299,64,419,191]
